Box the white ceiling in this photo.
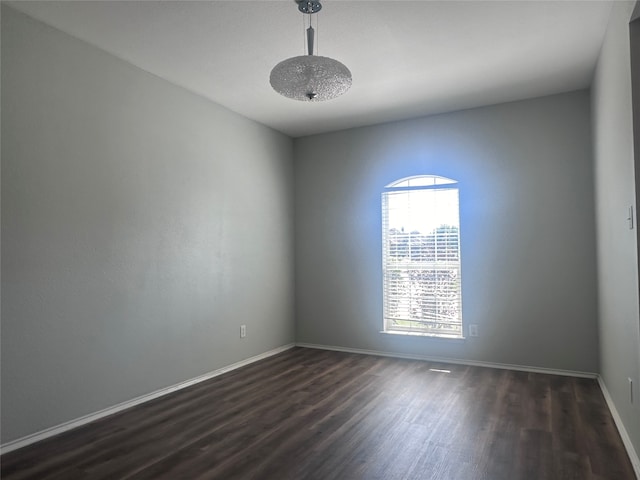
[8,0,614,138]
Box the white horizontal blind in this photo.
[382,178,462,337]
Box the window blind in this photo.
[382,180,462,337]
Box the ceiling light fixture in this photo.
[270,0,352,102]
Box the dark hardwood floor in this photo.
[1,347,636,479]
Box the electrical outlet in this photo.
[629,377,634,404]
[240,325,247,338]
[468,324,479,337]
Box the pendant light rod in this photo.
[307,26,315,55]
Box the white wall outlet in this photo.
[468,324,479,337]
[240,325,247,338]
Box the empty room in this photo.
[1,0,640,479]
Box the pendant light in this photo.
[270,0,352,102]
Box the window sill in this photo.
[379,330,466,341]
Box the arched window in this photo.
[381,175,462,338]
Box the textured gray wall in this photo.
[294,90,599,373]
[1,6,294,443]
[592,0,640,461]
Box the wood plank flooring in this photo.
[1,347,636,479]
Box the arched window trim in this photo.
[385,175,458,190]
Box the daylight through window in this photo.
[381,175,462,338]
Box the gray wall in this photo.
[592,0,640,460]
[1,6,294,444]
[294,90,599,373]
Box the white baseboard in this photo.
[597,376,640,479]
[0,344,295,455]
[295,342,599,378]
